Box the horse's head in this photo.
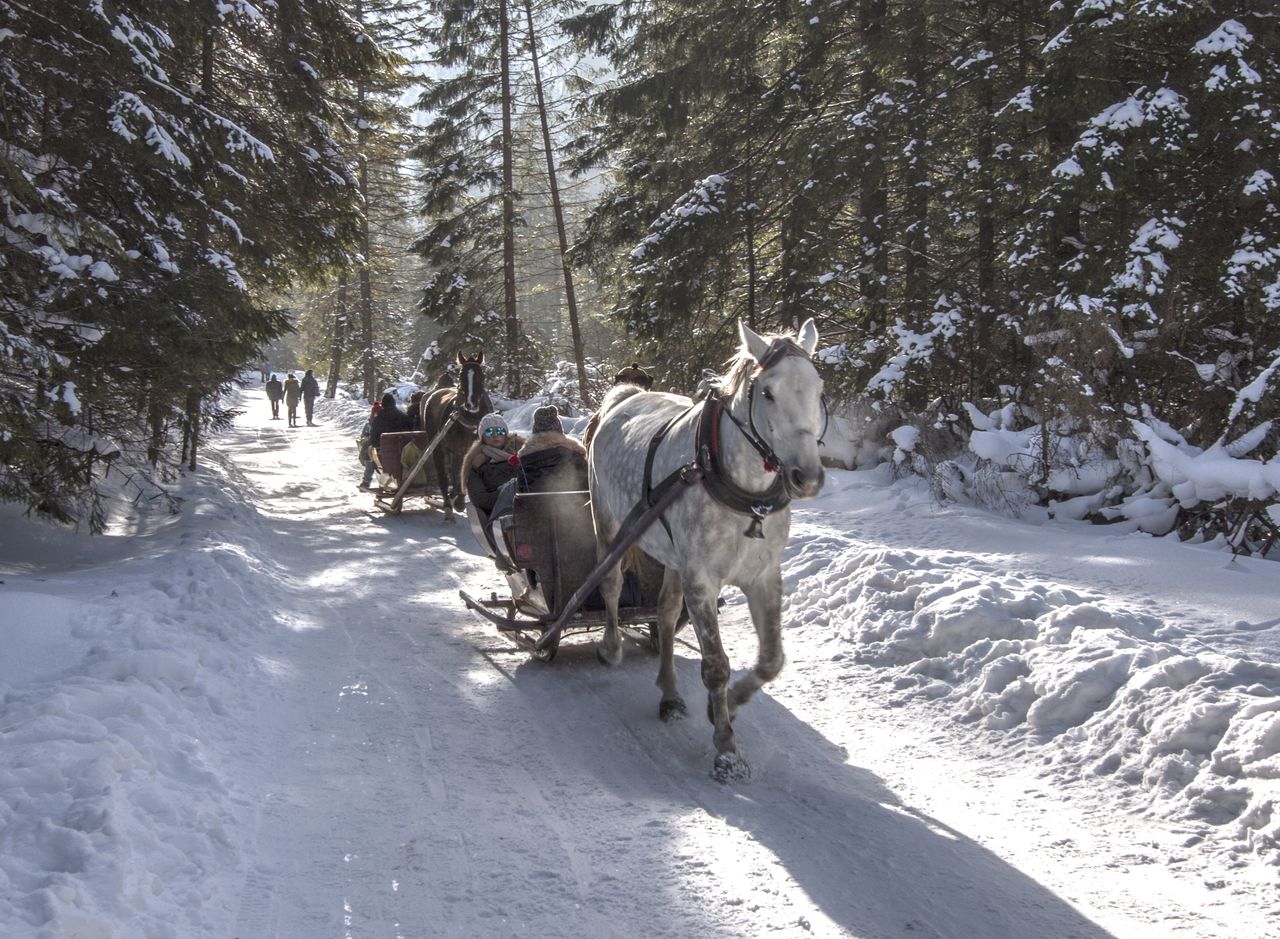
[456,351,486,415]
[737,318,825,499]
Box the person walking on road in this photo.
[283,372,302,427]
[265,374,283,420]
[259,360,269,382]
[301,369,321,425]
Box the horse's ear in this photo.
[476,351,484,365]
[797,317,819,356]
[457,351,466,366]
[739,320,771,363]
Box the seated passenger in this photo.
[366,392,412,486]
[515,404,588,493]
[369,392,412,450]
[462,413,522,518]
[488,404,587,559]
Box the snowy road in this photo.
[218,395,1108,938]
[1,382,1275,938]
[213,386,1274,939]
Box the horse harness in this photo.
[441,382,489,433]
[642,337,818,540]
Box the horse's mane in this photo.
[716,347,761,396]
[584,383,646,453]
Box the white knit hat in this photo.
[477,412,508,439]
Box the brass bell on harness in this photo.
[745,506,768,539]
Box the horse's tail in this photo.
[584,384,646,453]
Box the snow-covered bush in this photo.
[837,385,1280,559]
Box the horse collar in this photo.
[697,392,789,538]
[445,397,483,430]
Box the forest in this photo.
[1,1,1276,543]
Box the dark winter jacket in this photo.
[369,401,412,447]
[301,373,320,399]
[265,377,283,401]
[514,430,588,494]
[461,433,524,515]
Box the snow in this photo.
[0,381,1277,938]
[1132,421,1280,504]
[1053,157,1084,178]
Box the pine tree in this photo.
[0,0,383,528]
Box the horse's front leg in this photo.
[433,445,453,520]
[729,570,785,718]
[684,579,749,783]
[449,451,466,512]
[656,566,686,721]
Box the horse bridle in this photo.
[721,337,830,474]
[452,361,485,430]
[642,337,827,540]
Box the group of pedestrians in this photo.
[264,369,321,427]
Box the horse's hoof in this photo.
[711,751,751,784]
[453,495,466,512]
[595,641,623,667]
[659,698,688,722]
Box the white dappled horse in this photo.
[588,319,825,781]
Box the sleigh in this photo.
[459,490,673,661]
[369,430,447,514]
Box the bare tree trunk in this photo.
[185,389,200,472]
[202,27,214,97]
[858,0,889,322]
[326,271,348,398]
[903,3,929,327]
[147,392,165,468]
[524,0,588,403]
[357,82,375,403]
[972,0,996,399]
[745,193,758,330]
[500,0,520,393]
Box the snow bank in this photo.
[0,461,286,936]
[782,526,1280,868]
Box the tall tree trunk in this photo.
[326,271,349,398]
[525,0,588,404]
[903,3,930,328]
[357,84,375,401]
[147,391,165,468]
[202,27,215,98]
[973,0,996,398]
[500,0,520,393]
[858,0,889,324]
[185,389,200,472]
[745,189,758,330]
[778,195,811,327]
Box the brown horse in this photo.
[420,352,492,519]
